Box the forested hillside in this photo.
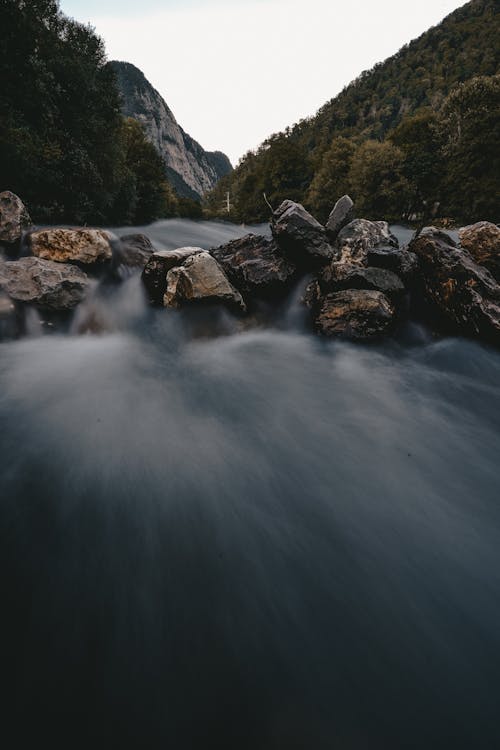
[206,0,500,224]
[0,1,191,224]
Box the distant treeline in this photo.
[205,0,500,224]
[0,0,200,225]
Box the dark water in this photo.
[1,221,499,749]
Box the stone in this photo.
[409,233,500,344]
[326,195,355,242]
[211,234,296,297]
[325,265,405,303]
[459,221,500,282]
[29,228,113,265]
[315,289,395,339]
[142,247,205,304]
[302,279,322,312]
[272,200,333,265]
[417,226,457,246]
[366,246,419,280]
[117,233,155,268]
[164,252,245,312]
[334,219,399,267]
[0,257,90,310]
[0,191,31,245]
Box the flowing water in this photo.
[1,220,499,748]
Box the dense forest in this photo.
[206,0,500,224]
[0,0,200,225]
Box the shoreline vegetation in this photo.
[1,1,499,231]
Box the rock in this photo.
[0,257,90,310]
[164,252,245,312]
[325,265,405,303]
[142,247,205,304]
[366,246,419,280]
[272,200,333,265]
[459,222,500,282]
[302,279,322,312]
[334,219,399,267]
[315,290,395,339]
[0,191,31,245]
[29,228,113,265]
[326,195,355,242]
[211,234,296,297]
[409,233,500,343]
[417,226,457,246]
[117,233,155,268]
[0,292,22,340]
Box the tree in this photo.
[438,75,500,222]
[390,109,443,220]
[306,137,356,222]
[348,140,410,220]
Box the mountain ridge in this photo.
[110,61,232,201]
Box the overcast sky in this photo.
[60,0,466,165]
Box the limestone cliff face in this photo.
[110,61,232,200]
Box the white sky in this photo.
[60,0,466,165]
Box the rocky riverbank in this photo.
[1,189,499,345]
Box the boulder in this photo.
[29,228,113,265]
[366,246,418,280]
[315,289,395,339]
[302,279,321,312]
[417,226,457,246]
[164,252,245,312]
[272,200,333,265]
[459,221,500,282]
[211,234,296,297]
[142,247,205,304]
[326,195,354,242]
[409,233,500,344]
[117,233,155,268]
[0,191,31,245]
[322,265,405,303]
[334,219,399,267]
[0,257,90,310]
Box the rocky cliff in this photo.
[110,61,232,200]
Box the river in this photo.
[1,219,499,748]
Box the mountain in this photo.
[110,61,232,201]
[206,0,499,223]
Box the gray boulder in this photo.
[417,226,457,246]
[326,195,354,242]
[211,234,296,297]
[0,257,90,310]
[324,265,405,304]
[272,200,333,264]
[164,252,245,312]
[366,246,418,280]
[117,233,155,268]
[0,191,31,245]
[315,289,395,339]
[142,247,205,304]
[334,219,399,267]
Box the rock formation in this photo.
[110,61,232,200]
[211,234,296,297]
[29,228,113,265]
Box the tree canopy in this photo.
[206,0,500,224]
